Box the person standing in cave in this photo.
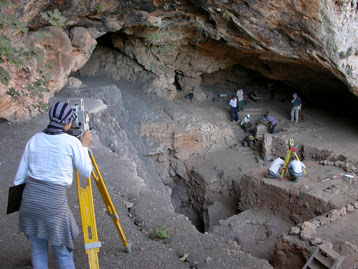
[291,93,302,123]
[13,101,93,269]
[229,95,239,122]
[236,88,245,112]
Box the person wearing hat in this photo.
[240,114,251,133]
[264,114,277,134]
[242,134,256,148]
[291,93,302,123]
[13,101,93,269]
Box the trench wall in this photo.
[238,174,335,224]
[273,201,358,269]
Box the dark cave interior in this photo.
[92,32,358,118]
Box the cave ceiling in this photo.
[1,0,358,121]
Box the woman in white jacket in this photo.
[14,101,93,269]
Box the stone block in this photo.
[289,226,301,235]
[316,216,330,226]
[255,124,269,141]
[339,206,347,216]
[300,221,316,241]
[310,237,323,246]
[346,204,355,212]
[327,209,340,222]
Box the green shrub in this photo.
[40,9,67,28]
[346,46,353,57]
[149,227,170,240]
[347,65,353,76]
[0,1,66,110]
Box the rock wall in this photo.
[0,25,97,121]
[2,0,358,121]
[140,118,236,161]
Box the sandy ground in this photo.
[1,77,358,268]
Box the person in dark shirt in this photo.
[242,135,256,149]
[264,114,277,134]
[291,93,302,123]
[187,91,194,102]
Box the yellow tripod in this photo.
[280,138,308,181]
[75,148,130,269]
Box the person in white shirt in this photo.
[287,159,306,181]
[14,101,93,269]
[229,95,239,122]
[236,88,245,111]
[266,157,285,179]
[240,114,251,133]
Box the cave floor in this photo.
[119,79,358,267]
[1,77,358,268]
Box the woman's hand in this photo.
[80,130,92,147]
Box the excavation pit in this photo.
[170,154,358,267]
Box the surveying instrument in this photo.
[68,99,130,269]
[280,137,308,181]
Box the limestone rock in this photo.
[300,221,316,241]
[145,76,177,101]
[339,206,347,216]
[346,204,355,212]
[66,77,83,89]
[255,124,269,141]
[289,226,301,235]
[316,216,330,226]
[0,26,96,121]
[327,209,341,222]
[310,237,323,246]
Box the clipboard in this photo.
[6,183,25,214]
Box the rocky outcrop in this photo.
[0,25,96,121]
[2,0,358,121]
[140,117,236,160]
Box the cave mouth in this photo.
[75,32,358,263]
[81,31,358,118]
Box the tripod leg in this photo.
[89,153,131,253]
[280,149,291,181]
[75,168,101,269]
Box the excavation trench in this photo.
[170,171,240,233]
[166,138,352,264]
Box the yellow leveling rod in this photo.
[88,149,131,253]
[75,169,101,269]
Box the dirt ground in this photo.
[1,77,358,268]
